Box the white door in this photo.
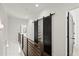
[67,12,75,56]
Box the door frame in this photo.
[67,11,75,56]
[67,12,69,56]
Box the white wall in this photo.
[0,4,8,56]
[27,20,34,41]
[7,15,28,43]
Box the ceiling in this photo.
[1,3,47,20]
[1,3,79,20]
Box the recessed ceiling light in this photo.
[35,4,39,7]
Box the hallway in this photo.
[1,3,79,56]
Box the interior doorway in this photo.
[67,8,79,56]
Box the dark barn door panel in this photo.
[43,15,52,56]
[34,21,38,43]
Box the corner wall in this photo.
[0,4,8,56]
